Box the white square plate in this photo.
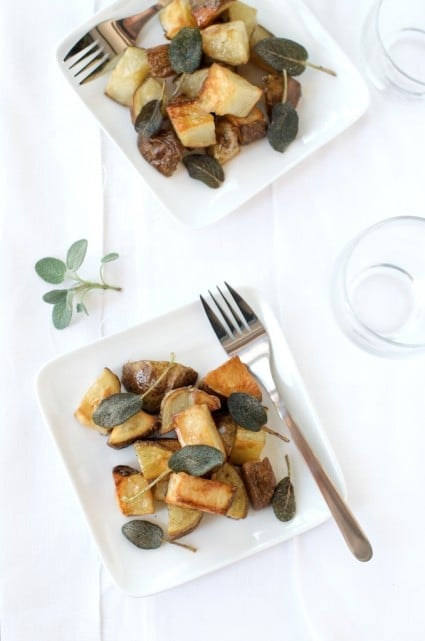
[57,0,369,228]
[36,288,346,596]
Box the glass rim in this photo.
[375,0,425,88]
[340,215,425,351]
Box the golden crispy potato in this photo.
[107,410,158,449]
[167,504,203,540]
[166,471,236,515]
[134,438,180,480]
[173,403,226,455]
[159,0,196,38]
[228,1,258,38]
[112,465,155,516]
[212,462,249,519]
[74,367,121,434]
[166,99,216,147]
[201,20,250,66]
[105,47,149,106]
[200,355,262,400]
[160,386,221,434]
[197,63,262,118]
[229,425,266,465]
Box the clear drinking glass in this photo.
[362,0,425,97]
[333,217,425,356]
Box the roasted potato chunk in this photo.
[225,107,267,145]
[241,457,276,509]
[201,355,262,400]
[112,465,155,515]
[166,471,236,515]
[146,44,175,77]
[122,360,198,413]
[207,117,240,164]
[166,99,216,147]
[167,504,203,540]
[201,20,250,66]
[212,462,249,519]
[107,410,158,448]
[131,77,164,123]
[197,63,262,117]
[228,1,258,38]
[173,403,226,455]
[160,386,221,434]
[105,47,149,106]
[229,424,266,464]
[137,129,184,177]
[74,367,121,434]
[192,0,235,28]
[159,0,196,39]
[134,438,181,480]
[263,73,302,117]
[179,68,209,98]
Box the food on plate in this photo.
[74,353,295,548]
[74,367,121,434]
[102,0,335,187]
[112,465,155,515]
[121,359,198,413]
[241,456,276,509]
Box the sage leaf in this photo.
[228,392,267,431]
[254,37,308,76]
[52,300,73,330]
[35,257,67,284]
[183,154,224,189]
[76,301,88,315]
[92,392,143,428]
[169,27,202,74]
[122,520,163,549]
[267,102,299,153]
[272,455,296,521]
[42,289,68,305]
[66,239,88,271]
[101,252,119,263]
[169,444,225,476]
[135,100,163,138]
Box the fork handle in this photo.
[284,413,373,562]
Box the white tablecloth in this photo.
[1,1,425,639]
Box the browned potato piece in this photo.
[105,47,149,106]
[228,1,257,38]
[212,462,249,519]
[122,360,198,413]
[207,118,240,165]
[112,465,155,516]
[214,413,238,456]
[197,63,262,117]
[192,0,235,28]
[107,410,158,448]
[225,106,267,145]
[200,355,262,400]
[167,504,203,540]
[173,403,226,455]
[201,20,250,66]
[229,424,266,464]
[263,73,302,117]
[137,129,184,177]
[134,438,181,480]
[146,44,175,77]
[166,99,216,147]
[166,471,236,515]
[159,0,197,39]
[74,367,121,434]
[241,457,276,509]
[160,386,221,434]
[131,77,164,123]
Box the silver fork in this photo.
[200,283,373,562]
[63,1,168,85]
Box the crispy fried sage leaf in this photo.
[169,444,225,476]
[122,519,197,552]
[122,520,163,549]
[254,37,308,75]
[169,27,202,74]
[228,392,267,431]
[134,99,163,138]
[267,102,299,153]
[254,37,336,77]
[183,154,224,188]
[92,392,143,429]
[272,455,296,521]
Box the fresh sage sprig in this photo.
[35,239,121,330]
[122,519,197,552]
[272,455,296,521]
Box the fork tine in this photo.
[67,43,101,70]
[64,33,96,61]
[74,50,109,79]
[209,289,239,334]
[200,295,229,342]
[224,282,258,325]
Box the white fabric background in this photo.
[1,0,425,639]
